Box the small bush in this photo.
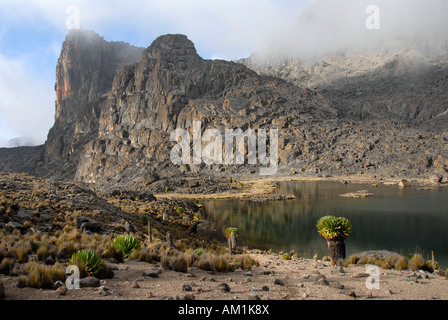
[27,262,65,289]
[16,245,30,263]
[113,235,141,258]
[17,275,28,288]
[172,254,189,273]
[224,228,239,239]
[357,255,369,265]
[139,248,160,264]
[194,248,205,256]
[409,254,425,271]
[232,254,259,270]
[101,245,124,263]
[344,254,359,266]
[37,246,49,262]
[140,215,149,224]
[176,207,185,214]
[281,253,291,260]
[0,257,15,275]
[215,255,232,272]
[68,249,103,277]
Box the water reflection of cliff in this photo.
[200,181,448,266]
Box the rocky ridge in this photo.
[0,30,447,192]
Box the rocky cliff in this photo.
[35,30,144,181]
[0,30,447,190]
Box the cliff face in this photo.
[74,34,338,188]
[36,30,144,180]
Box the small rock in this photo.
[182,284,193,292]
[208,277,216,282]
[348,291,357,298]
[244,271,253,277]
[182,294,195,300]
[329,282,345,290]
[317,278,329,286]
[263,270,272,275]
[79,277,100,288]
[143,270,159,278]
[44,256,55,265]
[261,286,270,292]
[244,277,252,283]
[55,286,67,296]
[430,175,442,184]
[273,279,285,286]
[399,180,411,188]
[331,266,345,274]
[251,286,261,291]
[98,286,111,295]
[247,294,261,300]
[132,281,141,289]
[218,283,231,293]
[353,273,370,278]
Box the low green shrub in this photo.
[113,235,141,258]
[68,249,103,277]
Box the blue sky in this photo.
[0,0,313,147]
[0,0,446,147]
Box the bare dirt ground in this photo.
[2,253,447,301]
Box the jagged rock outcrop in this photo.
[35,30,144,181]
[73,34,338,189]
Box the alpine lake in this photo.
[199,180,448,268]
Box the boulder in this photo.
[399,180,411,188]
[79,277,101,288]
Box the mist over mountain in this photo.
[0,25,446,190]
[252,0,448,60]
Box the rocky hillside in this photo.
[0,30,447,190]
[240,43,448,125]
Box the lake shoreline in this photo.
[155,174,447,200]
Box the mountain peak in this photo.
[144,34,202,70]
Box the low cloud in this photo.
[0,54,55,147]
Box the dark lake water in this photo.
[200,181,448,268]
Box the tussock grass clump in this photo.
[26,262,65,289]
[172,254,189,273]
[16,244,31,263]
[344,254,359,266]
[408,254,425,271]
[101,245,124,263]
[0,257,15,275]
[138,247,160,264]
[37,245,49,262]
[232,254,259,271]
